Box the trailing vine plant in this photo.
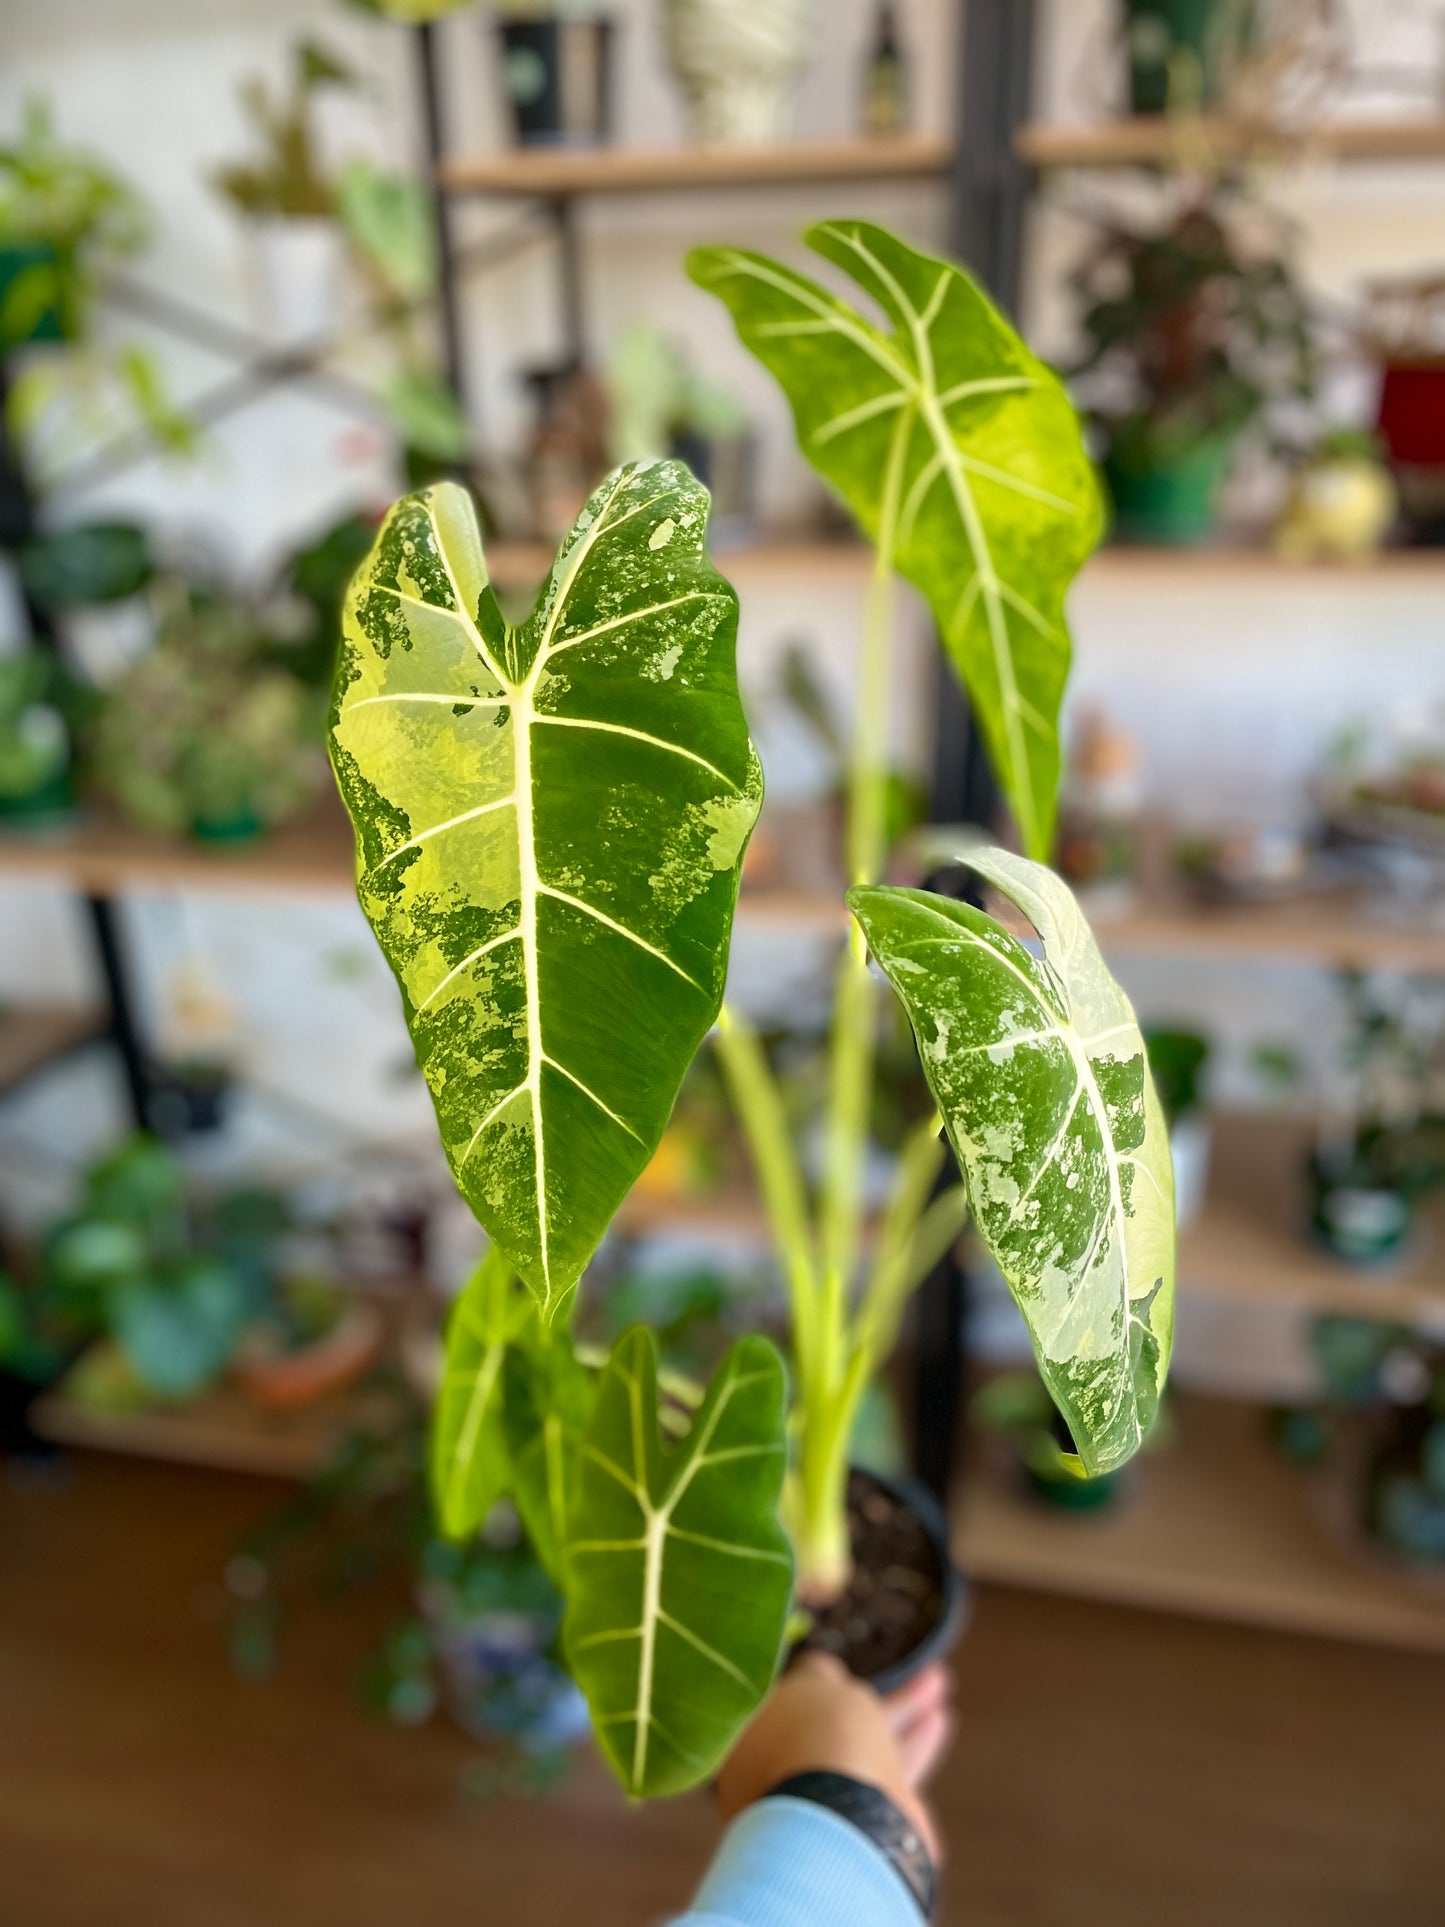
[328,222,1175,1799]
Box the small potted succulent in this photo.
[90,576,325,843]
[212,41,354,342]
[1071,189,1315,544]
[328,220,1175,1798]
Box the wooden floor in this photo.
[1,1452,1442,1927]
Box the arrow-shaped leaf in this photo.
[564,1329,792,1798]
[431,1246,533,1538]
[689,222,1103,860]
[330,463,762,1319]
[849,848,1174,1474]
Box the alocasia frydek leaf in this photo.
[432,1246,532,1538]
[503,1328,595,1585]
[564,1329,793,1799]
[689,222,1103,861]
[849,847,1174,1475]
[331,462,762,1319]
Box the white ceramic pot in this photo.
[1170,1113,1213,1230]
[248,215,345,344]
[662,0,810,145]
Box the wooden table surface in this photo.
[1,1449,1442,1926]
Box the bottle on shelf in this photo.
[862,2,910,138]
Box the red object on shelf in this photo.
[1376,364,1445,468]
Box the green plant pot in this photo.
[1104,438,1233,546]
[1123,0,1243,115]
[0,241,72,347]
[1308,1154,1414,1267]
[0,766,75,827]
[1024,1462,1125,1511]
[191,805,264,845]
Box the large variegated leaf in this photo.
[503,1329,595,1585]
[564,1330,792,1799]
[848,848,1174,1474]
[431,1247,532,1538]
[689,222,1103,861]
[331,463,762,1319]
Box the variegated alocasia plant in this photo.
[328,222,1174,1804]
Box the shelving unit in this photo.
[955,1392,1445,1654]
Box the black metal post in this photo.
[415,21,471,421]
[552,196,586,367]
[913,0,1038,1507]
[83,896,154,1132]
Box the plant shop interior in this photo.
[3,0,1445,1921]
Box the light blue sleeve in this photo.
[669,1795,921,1927]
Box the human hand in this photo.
[715,1653,955,1864]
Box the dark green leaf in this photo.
[564,1329,792,1798]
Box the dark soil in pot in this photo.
[795,1467,966,1694]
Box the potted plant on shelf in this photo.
[972,1371,1129,1512]
[0,97,147,348]
[328,220,1176,1797]
[90,575,325,843]
[1307,973,1445,1268]
[1144,1025,1213,1228]
[662,0,811,146]
[1121,0,1253,117]
[212,41,354,343]
[1070,190,1315,545]
[40,1135,283,1410]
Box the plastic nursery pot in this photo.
[234,1301,384,1413]
[495,16,615,147]
[794,1467,967,1694]
[1122,0,1240,115]
[1104,436,1234,546]
[1308,1153,1414,1268]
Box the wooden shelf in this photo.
[956,1392,1445,1653]
[439,134,953,198]
[1016,114,1445,171]
[1085,543,1445,585]
[1092,885,1445,974]
[486,538,873,594]
[0,1006,105,1095]
[29,1379,352,1480]
[0,797,358,899]
[1180,1114,1445,1325]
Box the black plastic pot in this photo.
[796,1466,967,1695]
[496,17,615,147]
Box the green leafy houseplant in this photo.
[0,97,147,345]
[329,222,1176,1797]
[213,42,354,220]
[92,577,325,840]
[1071,191,1315,543]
